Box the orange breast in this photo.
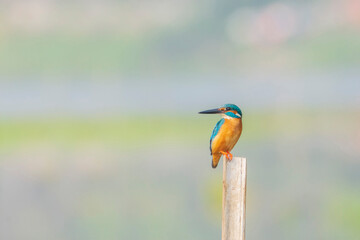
[211,118,242,154]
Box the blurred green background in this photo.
[0,0,359,240]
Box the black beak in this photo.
[198,108,223,114]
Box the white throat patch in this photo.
[222,113,241,119]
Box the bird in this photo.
[199,104,243,168]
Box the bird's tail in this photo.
[212,154,222,168]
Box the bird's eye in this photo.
[226,107,230,110]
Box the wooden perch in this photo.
[222,157,247,240]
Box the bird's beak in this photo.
[198,108,223,114]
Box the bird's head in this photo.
[199,104,242,119]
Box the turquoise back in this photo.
[209,118,225,154]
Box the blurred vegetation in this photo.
[2,109,358,149]
[0,30,359,75]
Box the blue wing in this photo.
[210,118,225,155]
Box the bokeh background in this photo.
[0,0,359,239]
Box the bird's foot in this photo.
[220,151,233,161]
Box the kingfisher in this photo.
[199,104,243,168]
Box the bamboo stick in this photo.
[222,157,247,240]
